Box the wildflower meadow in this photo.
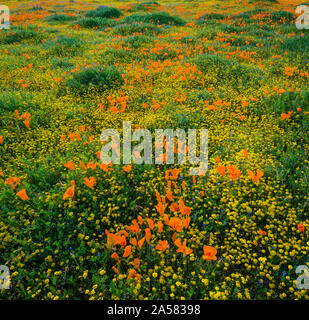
[0,0,308,301]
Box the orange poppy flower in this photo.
[5,177,21,190]
[202,245,217,261]
[131,258,140,270]
[0,136,3,144]
[243,149,248,159]
[16,189,28,201]
[99,163,109,172]
[147,218,154,230]
[298,224,304,232]
[83,176,96,188]
[155,190,161,203]
[123,165,132,173]
[127,269,141,282]
[247,169,263,183]
[216,165,226,176]
[166,188,173,201]
[138,237,145,249]
[123,245,132,258]
[0,167,4,177]
[179,198,191,215]
[145,228,152,242]
[64,160,75,170]
[258,229,266,236]
[183,217,191,229]
[23,119,30,128]
[111,252,120,263]
[63,182,75,200]
[157,221,163,233]
[169,202,180,213]
[130,237,137,246]
[155,202,165,216]
[87,162,97,170]
[112,266,119,274]
[227,165,241,181]
[137,216,143,225]
[174,238,192,255]
[156,240,168,252]
[168,217,183,232]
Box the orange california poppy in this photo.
[123,245,132,258]
[243,149,248,159]
[216,165,226,176]
[156,240,168,252]
[227,165,241,181]
[298,224,304,232]
[123,165,132,173]
[168,217,183,232]
[145,228,152,242]
[247,169,263,183]
[138,237,145,249]
[155,202,165,216]
[83,176,96,188]
[64,160,75,170]
[179,197,191,215]
[127,269,141,282]
[111,252,120,263]
[202,245,217,261]
[16,189,28,201]
[5,177,21,190]
[63,182,75,200]
[131,258,140,270]
[147,218,154,230]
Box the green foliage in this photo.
[112,22,163,35]
[128,1,160,12]
[123,11,186,26]
[76,17,117,29]
[195,54,264,91]
[66,66,124,93]
[85,6,122,19]
[123,35,154,48]
[43,36,84,56]
[44,14,77,23]
[0,26,45,45]
[102,48,134,64]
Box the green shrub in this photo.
[76,17,117,28]
[66,66,124,93]
[0,26,44,45]
[123,11,185,26]
[196,12,227,25]
[195,54,264,91]
[112,23,163,35]
[43,36,84,56]
[85,6,122,19]
[123,35,154,48]
[103,49,134,64]
[44,14,77,23]
[280,35,309,52]
[128,1,160,12]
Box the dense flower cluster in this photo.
[0,0,308,300]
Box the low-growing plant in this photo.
[66,66,124,93]
[85,6,122,19]
[112,22,163,35]
[44,14,78,23]
[123,11,185,26]
[43,36,84,56]
[76,17,117,28]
